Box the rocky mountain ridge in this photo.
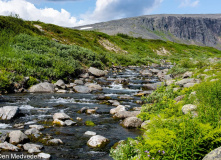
[74,14,221,49]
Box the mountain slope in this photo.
[74,14,221,49]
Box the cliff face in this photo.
[74,14,221,49]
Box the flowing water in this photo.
[0,66,163,160]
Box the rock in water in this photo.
[29,82,55,93]
[0,142,19,151]
[122,117,143,128]
[37,153,51,160]
[88,67,107,77]
[110,105,126,115]
[0,106,19,120]
[73,86,92,93]
[23,143,43,153]
[54,80,65,88]
[87,135,109,148]
[53,113,70,121]
[203,146,221,160]
[9,130,28,145]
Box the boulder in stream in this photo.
[88,67,107,77]
[9,130,28,145]
[143,82,163,90]
[87,135,109,148]
[0,106,19,120]
[0,142,19,151]
[114,111,140,119]
[29,82,55,93]
[53,113,70,121]
[47,139,63,145]
[37,153,51,160]
[23,143,43,153]
[85,83,102,91]
[110,105,126,115]
[73,86,92,93]
[122,117,143,128]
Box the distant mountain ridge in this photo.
[74,14,221,49]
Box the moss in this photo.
[85,120,96,126]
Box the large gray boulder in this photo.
[122,117,143,128]
[53,113,70,121]
[0,106,19,120]
[182,104,197,115]
[110,105,126,115]
[47,139,63,145]
[203,146,221,160]
[143,82,163,90]
[29,82,55,93]
[54,80,65,88]
[9,130,28,144]
[140,70,152,77]
[23,143,43,153]
[73,86,92,93]
[74,79,84,85]
[85,83,102,91]
[182,71,193,78]
[114,111,140,119]
[0,142,19,151]
[88,67,107,77]
[87,135,109,148]
[175,78,196,87]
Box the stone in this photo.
[25,128,40,136]
[53,113,70,121]
[14,123,24,129]
[76,117,82,121]
[84,131,96,136]
[118,95,133,100]
[134,91,152,97]
[74,79,84,85]
[174,95,185,102]
[110,105,126,115]
[47,139,63,145]
[37,153,51,160]
[9,130,28,144]
[166,80,175,86]
[175,78,196,87]
[182,104,197,115]
[183,71,193,78]
[203,146,221,160]
[23,143,43,153]
[64,120,76,126]
[56,90,67,93]
[143,82,163,90]
[122,117,143,128]
[85,83,102,91]
[88,67,107,77]
[53,119,65,126]
[73,86,92,93]
[0,142,19,151]
[80,73,89,78]
[87,135,109,148]
[29,82,55,93]
[184,83,196,88]
[0,106,19,120]
[140,70,152,77]
[114,111,140,119]
[141,120,151,129]
[108,100,120,106]
[29,125,44,130]
[86,108,98,114]
[79,107,89,113]
[54,79,65,87]
[149,69,160,74]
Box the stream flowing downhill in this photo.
[0,65,170,160]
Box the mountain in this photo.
[74,14,221,50]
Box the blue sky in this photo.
[0,0,220,27]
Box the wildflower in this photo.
[158,150,160,153]
[145,150,149,153]
[152,158,155,159]
[148,155,150,157]
[162,150,165,154]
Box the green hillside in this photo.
[0,15,220,92]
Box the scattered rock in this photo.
[114,111,140,119]
[29,125,44,131]
[85,83,102,91]
[122,117,143,128]
[140,70,152,77]
[134,91,152,97]
[174,95,185,102]
[175,78,196,87]
[47,139,63,145]
[56,90,68,93]
[14,123,24,129]
[108,100,120,106]
[86,108,98,114]
[29,82,55,93]
[9,130,28,144]
[53,119,65,126]
[23,143,43,153]
[80,73,89,78]
[54,80,65,88]
[182,104,197,115]
[76,117,82,121]
[118,95,133,100]
[87,135,109,148]
[74,80,84,85]
[183,71,193,78]
[184,83,197,88]
[202,146,221,160]
[166,80,175,86]
[79,107,89,113]
[0,106,19,120]
[73,86,92,93]
[24,128,40,138]
[88,67,107,77]
[110,105,126,115]
[141,120,151,129]
[84,131,96,136]
[149,69,160,74]
[64,120,76,126]
[53,113,70,121]
[143,82,163,90]
[37,153,51,160]
[0,142,19,151]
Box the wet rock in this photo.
[174,95,185,102]
[184,83,196,88]
[56,90,68,93]
[182,104,197,115]
[132,107,142,111]
[54,80,65,88]
[25,128,41,138]
[87,135,109,148]
[141,120,151,129]
[134,91,152,97]
[23,143,43,153]
[53,119,66,126]
[29,82,55,93]
[86,108,98,114]
[122,117,143,128]
[85,83,102,91]
[29,125,44,131]
[64,120,76,126]
[114,111,140,119]
[53,113,70,121]
[163,74,173,80]
[140,70,152,77]
[80,73,89,78]
[114,78,129,85]
[73,86,92,93]
[182,71,193,78]
[9,130,28,145]
[88,67,107,77]
[0,106,19,120]
[108,100,120,106]
[110,105,126,115]
[37,153,51,160]
[0,132,8,143]
[14,123,24,129]
[79,107,89,113]
[47,139,63,145]
[76,117,82,121]
[96,95,111,100]
[84,131,96,136]
[202,146,221,160]
[0,142,19,151]
[143,82,163,90]
[166,80,175,86]
[149,68,160,74]
[118,95,133,100]
[175,78,196,87]
[74,79,84,85]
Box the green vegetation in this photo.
[110,60,221,160]
[85,120,96,126]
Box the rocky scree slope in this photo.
[74,14,221,50]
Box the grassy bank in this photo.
[0,15,221,93]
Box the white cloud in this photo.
[0,0,163,27]
[179,0,200,7]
